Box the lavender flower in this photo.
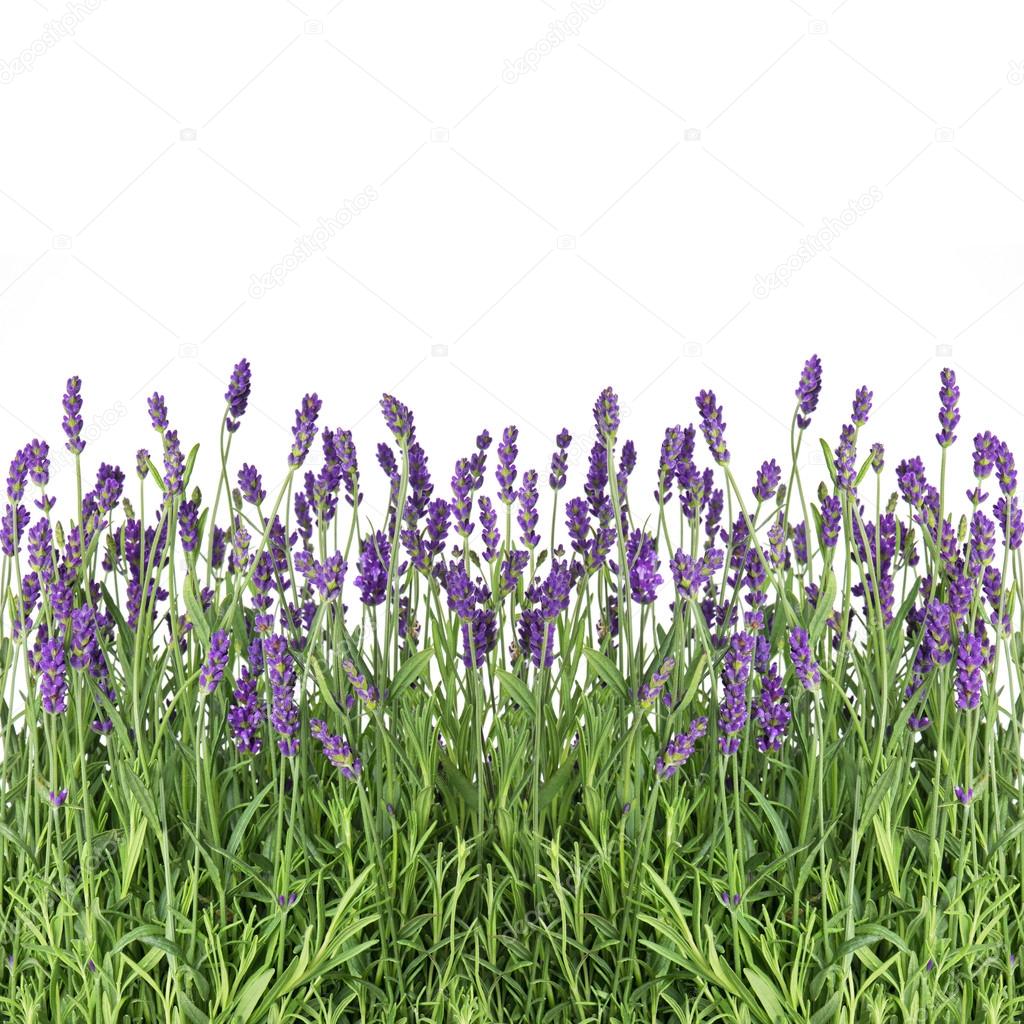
[655,717,708,778]
[638,656,673,709]
[789,627,821,690]
[955,633,984,711]
[755,663,790,753]
[870,442,884,473]
[819,495,842,549]
[719,632,754,755]
[147,392,169,434]
[954,785,974,805]
[342,658,379,709]
[225,358,252,433]
[354,531,389,606]
[38,637,68,714]
[795,355,822,429]
[227,664,264,754]
[264,633,299,755]
[310,719,362,780]
[478,496,500,562]
[238,464,265,506]
[626,529,662,604]
[936,368,959,447]
[61,376,86,455]
[198,630,230,695]
[696,390,729,465]
[496,426,519,504]
[752,459,781,502]
[178,499,200,553]
[380,393,414,445]
[593,386,620,441]
[48,789,69,808]
[517,470,540,549]
[289,393,322,468]
[851,386,873,427]
[549,428,571,490]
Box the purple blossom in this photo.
[517,470,540,549]
[478,496,500,562]
[38,637,68,714]
[63,376,86,454]
[638,656,673,708]
[342,658,379,709]
[955,633,984,711]
[379,393,414,445]
[238,464,265,506]
[954,785,974,805]
[310,719,362,780]
[696,390,729,465]
[656,717,708,778]
[225,358,252,432]
[593,386,620,440]
[851,386,873,427]
[264,633,299,756]
[819,496,841,549]
[755,663,790,753]
[936,368,959,447]
[288,393,322,468]
[549,428,571,490]
[48,789,68,808]
[354,531,389,606]
[789,627,820,690]
[626,529,662,604]
[198,630,230,695]
[719,632,754,755]
[752,459,781,502]
[148,392,169,434]
[178,499,200,554]
[496,426,519,504]
[795,355,822,429]
[227,664,264,754]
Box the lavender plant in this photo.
[0,362,1023,1023]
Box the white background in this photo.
[2,1,1024,515]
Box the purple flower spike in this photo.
[639,656,674,709]
[820,496,841,549]
[496,426,519,504]
[517,470,540,549]
[48,788,68,808]
[752,459,781,502]
[996,441,1017,496]
[380,393,414,445]
[310,719,362,780]
[851,386,873,427]
[225,358,251,432]
[755,663,790,753]
[148,392,169,433]
[593,386,620,441]
[795,355,822,429]
[696,390,729,465]
[655,716,708,778]
[355,531,390,606]
[549,428,571,490]
[178,500,200,553]
[626,528,662,604]
[936,368,959,447]
[238,464,266,506]
[199,630,230,695]
[264,633,299,756]
[954,785,974,805]
[39,638,68,714]
[342,658,380,709]
[228,664,264,754]
[955,633,984,711]
[62,376,86,454]
[870,443,884,473]
[288,393,322,468]
[789,627,821,690]
[277,893,298,908]
[718,632,754,755]
[136,449,150,480]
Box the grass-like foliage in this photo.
[1,360,1023,1022]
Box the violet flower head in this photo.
[450,457,475,538]
[177,499,200,553]
[38,637,68,714]
[973,431,1000,480]
[461,608,497,669]
[719,632,754,755]
[342,658,379,709]
[795,355,822,429]
[936,367,959,447]
[310,719,362,780]
[148,392,169,434]
[870,442,884,473]
[62,376,86,454]
[851,386,873,427]
[517,608,555,669]
[26,439,49,490]
[549,428,571,490]
[995,495,1023,550]
[161,430,185,498]
[955,632,984,711]
[48,788,69,808]
[198,630,230,695]
[695,390,729,465]
[789,627,821,690]
[136,449,150,480]
[639,656,674,709]
[496,426,519,504]
[478,495,500,562]
[7,448,29,504]
[752,459,781,502]
[288,393,322,468]
[755,663,790,753]
[954,785,974,805]
[228,665,264,754]
[819,495,841,549]
[354,531,390,606]
[238,464,265,506]
[225,357,252,433]
[656,717,708,779]
[517,470,540,549]
[996,441,1017,496]
[593,386,620,442]
[380,393,414,445]
[626,528,662,604]
[264,633,299,756]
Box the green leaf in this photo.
[496,667,535,713]
[390,646,435,699]
[230,967,275,1021]
[583,647,629,700]
[809,568,836,640]
[182,574,211,647]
